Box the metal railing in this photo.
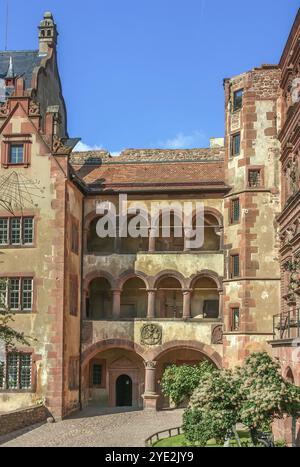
[273,309,300,340]
[145,426,183,447]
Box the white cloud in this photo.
[158,130,207,149]
[74,141,103,152]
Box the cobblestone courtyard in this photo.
[0,407,184,447]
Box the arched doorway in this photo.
[116,374,133,407]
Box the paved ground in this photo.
[0,407,184,447]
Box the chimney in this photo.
[38,12,58,55]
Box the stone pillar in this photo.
[219,226,224,250]
[112,289,121,319]
[148,228,157,253]
[142,361,159,410]
[218,289,224,320]
[182,289,192,320]
[147,289,156,319]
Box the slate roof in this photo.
[70,148,227,193]
[0,50,45,89]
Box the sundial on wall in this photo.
[0,171,45,214]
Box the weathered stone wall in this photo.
[0,405,50,437]
[223,66,282,367]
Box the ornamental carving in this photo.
[52,135,71,155]
[29,100,40,116]
[0,101,9,117]
[291,77,300,104]
[211,325,223,345]
[140,324,162,346]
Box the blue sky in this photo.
[0,1,299,153]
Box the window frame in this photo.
[0,216,34,247]
[89,359,106,389]
[1,136,32,168]
[247,167,264,189]
[231,307,240,331]
[233,89,243,112]
[230,198,240,224]
[230,254,240,278]
[231,132,241,157]
[9,144,24,165]
[0,353,33,392]
[0,277,33,313]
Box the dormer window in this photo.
[9,144,24,164]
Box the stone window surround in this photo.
[1,134,32,169]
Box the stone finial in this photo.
[38,11,58,54]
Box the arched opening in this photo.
[286,367,295,384]
[82,347,145,409]
[87,216,115,254]
[191,277,220,319]
[191,213,221,251]
[155,277,183,318]
[155,347,218,409]
[119,215,149,254]
[116,374,133,407]
[87,277,113,320]
[156,212,184,252]
[120,277,147,319]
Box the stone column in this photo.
[148,228,157,253]
[112,289,121,320]
[142,361,159,410]
[218,289,224,320]
[182,289,192,320]
[147,289,156,319]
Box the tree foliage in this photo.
[162,352,300,446]
[161,361,215,407]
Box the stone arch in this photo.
[203,207,223,226]
[84,270,117,291]
[285,366,295,384]
[117,270,150,291]
[82,339,146,368]
[153,270,186,289]
[188,270,223,291]
[148,340,222,369]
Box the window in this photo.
[0,217,34,246]
[231,199,240,223]
[0,219,8,245]
[233,89,243,111]
[1,353,32,391]
[71,221,79,254]
[230,255,240,278]
[92,364,102,386]
[232,308,240,331]
[9,144,24,164]
[0,278,33,312]
[70,276,78,316]
[231,133,241,156]
[248,169,261,188]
